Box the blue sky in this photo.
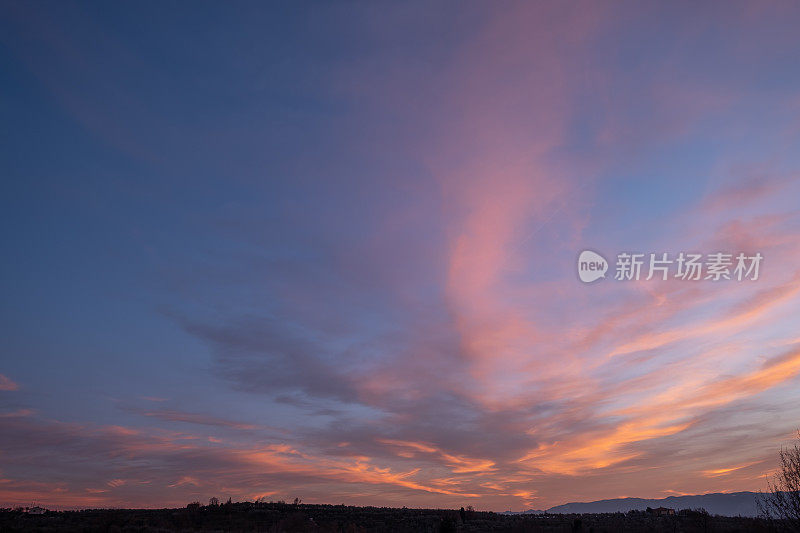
[2,0,800,511]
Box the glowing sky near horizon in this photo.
[2,1,800,511]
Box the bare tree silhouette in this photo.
[759,431,800,531]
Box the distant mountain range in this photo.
[506,492,762,517]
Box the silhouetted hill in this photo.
[544,491,760,516]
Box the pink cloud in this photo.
[0,374,19,391]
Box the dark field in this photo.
[0,502,779,532]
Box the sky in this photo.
[2,0,800,512]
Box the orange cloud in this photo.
[378,439,496,473]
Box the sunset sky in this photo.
[3,1,800,512]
